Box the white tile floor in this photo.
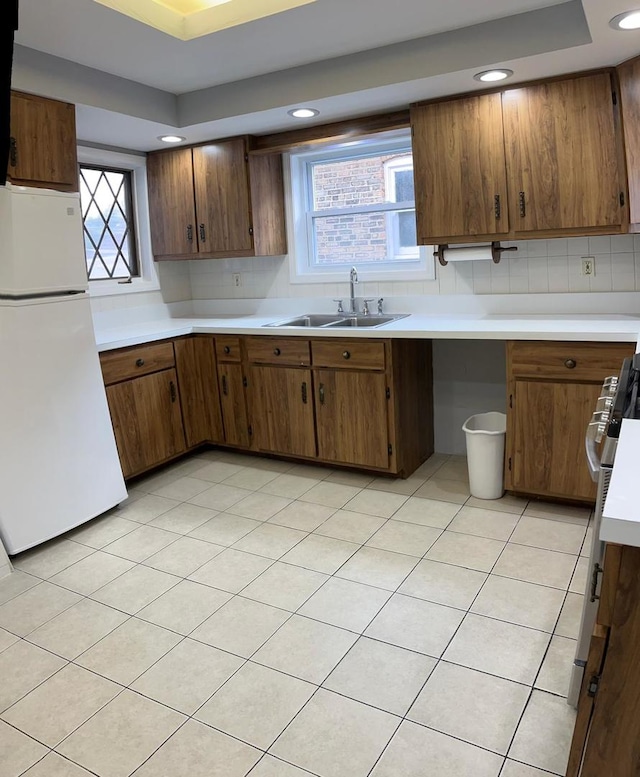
[0,450,588,777]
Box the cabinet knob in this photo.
[224,346,231,354]
[274,348,281,356]
[342,350,351,360]
[565,359,577,369]
[135,358,145,367]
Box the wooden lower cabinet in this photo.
[567,544,640,776]
[105,368,186,478]
[506,341,634,502]
[174,336,224,447]
[315,369,389,469]
[248,365,316,457]
[217,362,250,448]
[101,334,433,480]
[509,379,601,501]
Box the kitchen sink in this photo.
[264,313,409,329]
[263,314,346,327]
[324,315,404,327]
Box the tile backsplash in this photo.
[188,235,640,301]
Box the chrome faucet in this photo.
[349,266,358,314]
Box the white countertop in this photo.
[92,301,640,547]
[93,312,640,351]
[602,419,640,547]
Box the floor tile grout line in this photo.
[2,451,582,777]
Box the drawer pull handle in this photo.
[224,346,231,355]
[342,350,351,360]
[494,194,501,220]
[169,381,177,403]
[9,137,17,167]
[565,359,577,369]
[199,223,206,242]
[319,384,325,404]
[519,191,526,218]
[186,224,193,242]
[274,348,281,356]
[222,375,228,396]
[301,381,308,404]
[135,358,145,367]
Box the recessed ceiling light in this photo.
[288,108,320,119]
[473,69,514,83]
[158,135,187,143]
[610,10,640,29]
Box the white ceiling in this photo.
[15,0,568,92]
[11,0,640,151]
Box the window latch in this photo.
[117,277,133,284]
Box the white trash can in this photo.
[462,412,507,500]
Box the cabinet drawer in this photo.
[246,337,310,366]
[508,341,634,382]
[312,340,386,370]
[100,342,175,385]
[215,336,242,362]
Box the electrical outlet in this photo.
[232,273,242,288]
[582,257,595,277]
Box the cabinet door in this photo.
[503,74,623,234]
[411,93,510,242]
[147,148,198,258]
[174,337,224,447]
[193,139,254,255]
[618,56,640,227]
[106,369,186,478]
[218,362,250,448]
[510,378,599,501]
[315,369,389,469]
[249,366,316,457]
[578,546,640,777]
[9,92,77,190]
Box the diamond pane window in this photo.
[79,165,139,281]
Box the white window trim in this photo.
[286,133,435,285]
[77,146,160,297]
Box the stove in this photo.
[569,353,640,707]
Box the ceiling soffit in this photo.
[93,0,316,40]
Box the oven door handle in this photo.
[585,423,603,483]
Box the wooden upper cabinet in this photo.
[147,137,286,261]
[411,92,510,243]
[618,55,640,229]
[9,91,78,191]
[147,148,198,258]
[502,73,625,235]
[193,139,254,255]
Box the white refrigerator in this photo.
[0,184,127,554]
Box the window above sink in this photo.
[286,131,436,285]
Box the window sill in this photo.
[88,279,161,297]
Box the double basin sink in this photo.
[264,313,409,329]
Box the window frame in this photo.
[80,163,139,282]
[286,132,434,284]
[77,146,159,297]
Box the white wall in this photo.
[433,341,507,455]
[188,235,640,301]
[89,261,191,316]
